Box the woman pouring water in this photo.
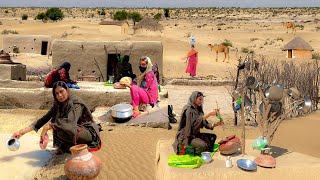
[11,81,102,154]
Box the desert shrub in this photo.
[46,8,64,21]
[35,12,48,21]
[154,13,162,21]
[5,10,8,13]
[0,21,2,25]
[276,37,284,41]
[113,10,128,21]
[315,26,320,31]
[241,47,249,53]
[250,38,258,41]
[296,24,304,30]
[21,14,28,20]
[312,53,320,60]
[129,12,142,24]
[217,23,226,26]
[1,29,19,34]
[222,39,233,47]
[164,8,170,18]
[98,8,106,16]
[71,25,79,29]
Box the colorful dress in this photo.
[185,49,198,77]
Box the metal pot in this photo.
[259,101,282,115]
[231,88,241,100]
[297,97,312,114]
[246,76,259,90]
[265,85,284,101]
[7,138,20,151]
[111,104,133,123]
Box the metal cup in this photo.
[7,138,20,151]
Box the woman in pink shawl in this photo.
[121,56,158,117]
[182,47,198,78]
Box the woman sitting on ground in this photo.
[120,56,158,117]
[173,91,224,154]
[114,55,136,83]
[44,61,77,88]
[12,81,102,154]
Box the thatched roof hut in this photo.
[282,37,314,51]
[281,37,314,59]
[133,17,163,31]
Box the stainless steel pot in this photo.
[288,87,301,99]
[111,104,133,123]
[297,97,312,114]
[265,85,284,101]
[258,101,282,115]
[246,76,259,90]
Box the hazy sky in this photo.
[0,0,319,8]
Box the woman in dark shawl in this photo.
[12,81,102,154]
[44,61,77,88]
[172,91,224,154]
[114,55,136,83]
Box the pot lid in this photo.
[111,104,133,112]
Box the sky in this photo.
[0,0,319,8]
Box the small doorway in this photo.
[107,54,119,82]
[41,41,48,55]
[288,50,292,58]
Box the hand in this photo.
[209,109,219,117]
[120,81,131,88]
[12,130,23,139]
[214,122,224,127]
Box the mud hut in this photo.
[99,21,133,35]
[281,37,314,59]
[51,40,163,83]
[2,35,52,55]
[133,17,163,36]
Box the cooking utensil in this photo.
[111,104,133,123]
[246,76,259,90]
[259,101,282,115]
[7,138,20,151]
[254,155,276,168]
[237,159,257,171]
[297,97,312,114]
[265,85,284,101]
[201,152,212,164]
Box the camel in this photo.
[208,43,230,63]
[282,22,296,34]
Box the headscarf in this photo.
[51,81,93,144]
[137,56,153,87]
[58,61,71,81]
[58,61,71,72]
[180,91,204,121]
[187,49,198,58]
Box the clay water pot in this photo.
[218,135,241,155]
[254,154,276,168]
[64,144,102,180]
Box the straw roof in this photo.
[133,17,163,31]
[99,21,128,26]
[282,37,314,51]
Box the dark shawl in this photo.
[172,91,213,154]
[33,93,101,153]
[58,61,72,82]
[114,55,136,82]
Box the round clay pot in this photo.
[64,144,102,180]
[254,154,276,168]
[218,136,241,155]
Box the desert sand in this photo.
[0,7,319,180]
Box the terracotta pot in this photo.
[218,135,241,155]
[64,144,102,180]
[254,154,276,168]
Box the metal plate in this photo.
[237,159,257,171]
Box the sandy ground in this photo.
[0,7,320,180]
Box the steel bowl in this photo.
[288,87,301,99]
[246,76,259,90]
[297,97,312,114]
[265,85,284,101]
[111,104,133,123]
[7,138,20,151]
[237,159,257,171]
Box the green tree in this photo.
[129,12,142,25]
[98,8,106,16]
[153,13,162,21]
[35,12,48,22]
[45,8,64,21]
[113,10,129,21]
[164,8,170,18]
[21,14,28,20]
